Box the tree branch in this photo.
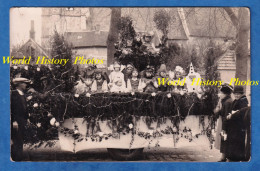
[224,8,239,27]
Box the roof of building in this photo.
[65,31,108,47]
[11,38,48,59]
[217,50,236,70]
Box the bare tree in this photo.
[224,8,250,88]
[107,8,121,67]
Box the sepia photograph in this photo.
[10,7,251,162]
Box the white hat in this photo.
[12,78,31,84]
[114,62,121,68]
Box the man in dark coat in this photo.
[11,77,30,161]
[226,86,249,161]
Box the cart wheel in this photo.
[107,148,144,161]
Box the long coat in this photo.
[215,95,233,154]
[226,95,249,161]
[11,90,28,161]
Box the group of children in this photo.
[74,61,197,95]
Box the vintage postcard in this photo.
[9,7,251,162]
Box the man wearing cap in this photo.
[11,77,31,161]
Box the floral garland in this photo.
[11,65,215,149]
[52,119,214,151]
[23,90,214,146]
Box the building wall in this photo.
[71,47,107,71]
[219,70,236,84]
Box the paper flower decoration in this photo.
[172,127,177,133]
[50,118,56,126]
[27,96,33,101]
[175,66,184,74]
[129,123,133,129]
[55,122,60,127]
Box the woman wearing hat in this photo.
[214,83,233,162]
[226,86,249,161]
[11,77,31,161]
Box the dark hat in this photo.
[220,83,233,95]
[233,86,244,94]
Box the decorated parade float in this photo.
[10,18,221,160]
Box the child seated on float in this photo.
[91,68,109,93]
[140,65,157,93]
[154,64,168,92]
[108,61,127,93]
[126,68,143,92]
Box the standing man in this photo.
[226,86,249,161]
[11,77,30,161]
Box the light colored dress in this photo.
[109,71,126,92]
[214,116,222,150]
